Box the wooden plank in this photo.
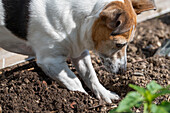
[0,49,28,69]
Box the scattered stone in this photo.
[24,78,30,84]
[127,63,132,68]
[157,41,161,47]
[28,67,35,71]
[136,57,143,61]
[130,46,138,53]
[140,63,147,69]
[133,72,144,76]
[137,35,142,39]
[132,76,137,81]
[136,109,140,113]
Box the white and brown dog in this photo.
[0,0,155,103]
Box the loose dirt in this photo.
[0,13,170,113]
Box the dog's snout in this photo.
[116,42,127,48]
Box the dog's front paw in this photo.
[92,83,120,103]
[105,90,120,103]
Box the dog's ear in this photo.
[100,9,132,36]
[130,0,156,14]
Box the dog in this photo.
[0,0,155,103]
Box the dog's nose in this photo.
[116,42,127,48]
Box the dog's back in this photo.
[0,0,34,55]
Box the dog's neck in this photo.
[44,0,124,58]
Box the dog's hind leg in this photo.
[72,50,120,103]
[36,55,87,93]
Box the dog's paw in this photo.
[92,83,120,103]
[99,90,120,103]
[105,90,120,103]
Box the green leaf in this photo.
[155,90,170,98]
[159,85,170,94]
[129,84,146,96]
[151,104,159,113]
[109,109,133,113]
[146,81,162,94]
[144,103,149,113]
[159,101,170,112]
[109,109,132,113]
[166,85,170,89]
[116,91,144,112]
[134,101,143,108]
[153,86,170,99]
[109,108,117,113]
[165,85,170,88]
[151,102,170,113]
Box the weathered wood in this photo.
[0,49,28,69]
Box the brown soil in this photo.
[0,14,170,113]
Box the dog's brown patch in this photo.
[116,46,126,59]
[92,0,137,50]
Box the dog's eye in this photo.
[116,43,127,48]
[116,21,121,27]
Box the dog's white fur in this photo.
[0,0,127,103]
[0,0,5,26]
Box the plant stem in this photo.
[148,101,152,113]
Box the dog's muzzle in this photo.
[98,52,127,74]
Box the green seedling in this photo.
[110,81,170,113]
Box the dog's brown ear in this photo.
[100,9,132,36]
[130,0,156,14]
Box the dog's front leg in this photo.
[72,50,120,103]
[36,56,86,93]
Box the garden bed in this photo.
[0,13,170,113]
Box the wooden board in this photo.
[0,49,28,69]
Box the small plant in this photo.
[110,81,170,113]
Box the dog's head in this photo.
[92,0,156,73]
